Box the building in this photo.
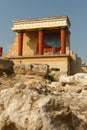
[6,16,87,75]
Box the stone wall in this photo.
[7,56,70,75]
[7,30,70,57]
[7,34,18,56]
[6,32,87,75]
[7,31,38,56]
[70,50,87,74]
[23,32,38,56]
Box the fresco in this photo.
[44,32,60,48]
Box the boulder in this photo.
[0,87,73,130]
[0,59,14,75]
[0,82,87,130]
[0,69,87,129]
[59,73,87,86]
[13,63,49,77]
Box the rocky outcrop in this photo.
[0,58,14,75]
[0,63,87,130]
[13,63,49,77]
[59,73,87,86]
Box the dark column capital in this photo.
[60,26,68,30]
[38,28,45,31]
[17,30,25,33]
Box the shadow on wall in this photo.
[70,57,86,75]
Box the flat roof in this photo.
[12,16,71,32]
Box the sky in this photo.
[0,0,87,62]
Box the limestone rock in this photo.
[59,73,87,86]
[0,87,72,130]
[0,82,87,130]
[0,66,87,130]
[13,63,49,77]
[0,58,14,75]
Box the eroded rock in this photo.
[0,59,14,75]
[0,64,87,130]
[0,83,87,130]
[13,63,49,77]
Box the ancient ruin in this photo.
[0,16,87,129]
[0,15,87,75]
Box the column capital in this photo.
[17,30,25,33]
[59,26,68,30]
[38,28,45,31]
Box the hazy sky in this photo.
[0,0,87,62]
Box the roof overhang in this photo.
[11,16,71,32]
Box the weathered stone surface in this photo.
[0,64,87,130]
[0,87,72,130]
[0,58,14,75]
[13,63,49,77]
[59,73,87,86]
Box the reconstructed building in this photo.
[6,16,87,75]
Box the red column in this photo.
[18,31,23,56]
[0,47,3,56]
[38,29,44,55]
[61,29,66,54]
